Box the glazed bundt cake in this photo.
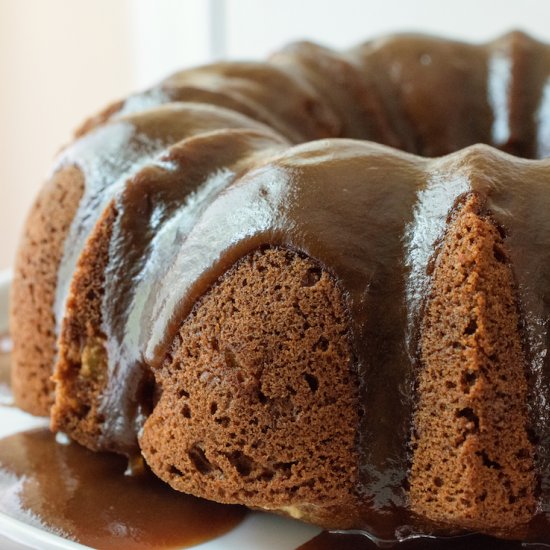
[10,31,550,543]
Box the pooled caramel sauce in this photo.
[0,428,246,549]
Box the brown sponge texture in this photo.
[410,194,536,533]
[140,247,361,528]
[51,203,117,450]
[10,167,84,415]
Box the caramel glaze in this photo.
[47,31,550,546]
[53,103,282,334]
[100,129,287,451]
[112,142,550,544]
[0,428,246,549]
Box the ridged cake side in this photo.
[410,194,536,532]
[11,167,85,415]
[51,203,117,449]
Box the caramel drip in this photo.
[99,130,287,451]
[54,103,281,333]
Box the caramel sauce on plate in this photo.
[0,336,245,550]
[0,428,246,549]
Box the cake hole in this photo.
[302,267,321,287]
[477,450,502,470]
[188,444,214,475]
[274,461,296,478]
[227,451,254,477]
[434,477,443,487]
[169,464,184,477]
[182,404,191,419]
[210,402,218,415]
[284,251,295,264]
[76,403,91,419]
[303,373,319,393]
[314,336,329,352]
[178,389,190,399]
[493,244,507,263]
[456,407,480,432]
[215,416,230,428]
[257,390,268,404]
[286,384,297,396]
[259,469,275,482]
[464,318,478,335]
[461,370,478,391]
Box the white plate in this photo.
[0,272,321,549]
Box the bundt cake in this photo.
[9,31,550,544]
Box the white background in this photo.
[2,0,550,270]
